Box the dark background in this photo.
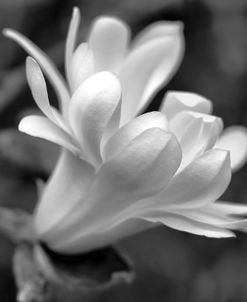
[1,0,247,301]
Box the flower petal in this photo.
[160,91,213,120]
[35,150,94,237]
[148,149,231,209]
[170,111,223,170]
[65,7,81,86]
[132,21,183,48]
[25,57,68,131]
[19,115,80,155]
[119,28,184,125]
[103,111,168,160]
[46,128,182,251]
[141,211,235,238]
[88,17,130,73]
[215,126,247,172]
[3,29,70,113]
[69,43,95,93]
[68,72,121,167]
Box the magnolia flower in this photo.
[4,8,247,255]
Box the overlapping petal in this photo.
[68,72,122,167]
[102,111,168,160]
[68,43,95,93]
[43,128,182,251]
[147,149,231,209]
[119,24,184,125]
[160,91,213,120]
[169,111,223,169]
[3,29,70,113]
[25,57,68,131]
[35,150,95,237]
[141,211,235,238]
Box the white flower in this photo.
[4,8,247,254]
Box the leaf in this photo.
[35,244,134,289]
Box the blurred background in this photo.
[1,0,247,301]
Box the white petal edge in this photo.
[65,7,81,87]
[132,21,184,48]
[160,91,213,120]
[141,211,235,238]
[19,115,80,155]
[215,125,247,172]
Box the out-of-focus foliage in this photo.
[1,0,247,301]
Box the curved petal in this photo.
[169,111,223,170]
[69,43,95,92]
[119,29,184,126]
[103,111,168,160]
[68,72,121,167]
[147,149,231,209]
[176,203,247,226]
[132,21,183,48]
[141,211,235,238]
[35,150,95,237]
[88,17,130,73]
[19,115,80,155]
[211,201,247,217]
[46,128,182,249]
[3,29,70,113]
[160,91,213,120]
[215,126,247,172]
[51,217,150,254]
[65,7,81,86]
[25,57,68,131]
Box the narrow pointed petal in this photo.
[19,115,80,155]
[149,149,231,209]
[141,211,235,238]
[68,72,121,166]
[170,111,223,170]
[132,21,183,48]
[65,7,81,85]
[215,126,247,172]
[35,150,94,237]
[119,28,184,125]
[69,43,95,92]
[160,91,213,120]
[46,128,182,250]
[3,29,70,112]
[26,57,67,130]
[175,202,247,227]
[103,111,168,160]
[212,201,247,216]
[88,17,130,73]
